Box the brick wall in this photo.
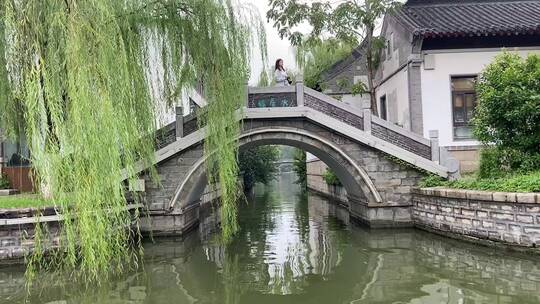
[371,122,431,159]
[304,94,364,130]
[413,188,540,249]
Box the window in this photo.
[451,76,477,140]
[379,95,387,120]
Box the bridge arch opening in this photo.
[168,127,382,211]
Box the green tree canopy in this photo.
[296,39,355,91]
[474,53,540,155]
[239,146,280,190]
[473,53,540,176]
[0,0,265,284]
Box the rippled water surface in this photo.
[2,172,540,303]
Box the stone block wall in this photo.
[447,146,480,173]
[306,159,348,203]
[413,188,540,249]
[0,207,61,262]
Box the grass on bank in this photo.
[420,171,540,193]
[0,194,53,209]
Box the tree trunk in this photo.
[366,26,378,116]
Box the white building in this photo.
[320,0,540,172]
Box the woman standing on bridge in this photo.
[274,59,292,86]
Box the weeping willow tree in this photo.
[0,0,265,284]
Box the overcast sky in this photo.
[248,1,298,84]
[247,0,388,84]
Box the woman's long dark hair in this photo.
[275,59,284,71]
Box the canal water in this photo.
[2,172,540,303]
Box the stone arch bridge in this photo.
[136,79,459,234]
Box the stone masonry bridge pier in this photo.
[136,78,460,235]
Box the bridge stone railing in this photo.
[247,86,297,108]
[158,78,456,174]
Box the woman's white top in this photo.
[274,69,289,86]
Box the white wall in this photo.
[375,67,410,129]
[337,93,369,109]
[420,48,540,147]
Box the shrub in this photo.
[478,147,540,179]
[474,53,540,158]
[0,174,10,190]
[323,169,342,186]
[478,147,507,178]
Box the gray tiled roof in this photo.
[396,0,540,38]
[321,41,367,82]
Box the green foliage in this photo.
[323,169,342,186]
[351,81,369,96]
[473,53,540,156]
[295,39,354,91]
[0,174,10,190]
[336,78,350,92]
[473,53,540,179]
[418,175,446,188]
[478,148,503,178]
[478,147,540,178]
[239,146,280,190]
[267,0,401,113]
[419,172,540,193]
[0,0,264,284]
[292,148,307,187]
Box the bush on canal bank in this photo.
[420,171,540,193]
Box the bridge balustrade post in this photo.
[429,130,440,163]
[295,74,304,107]
[176,106,184,139]
[362,101,372,134]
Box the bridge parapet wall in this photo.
[159,81,458,179]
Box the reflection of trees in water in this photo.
[200,174,348,297]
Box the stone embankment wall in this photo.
[413,188,540,249]
[0,207,61,262]
[0,204,143,262]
